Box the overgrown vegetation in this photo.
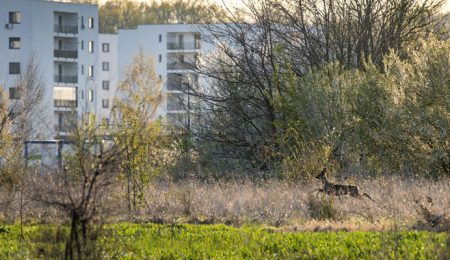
[1,0,450,258]
[0,224,448,259]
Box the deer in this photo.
[314,168,376,202]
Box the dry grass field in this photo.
[1,175,449,232]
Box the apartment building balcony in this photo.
[54,111,77,133]
[167,73,198,91]
[54,24,78,34]
[54,99,77,108]
[167,42,200,50]
[54,49,78,59]
[167,93,188,112]
[54,12,78,35]
[54,75,78,84]
[54,86,77,110]
[167,62,198,71]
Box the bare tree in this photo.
[185,0,445,173]
[0,54,46,235]
[8,53,47,141]
[35,116,119,258]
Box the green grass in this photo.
[0,223,449,259]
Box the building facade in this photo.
[97,33,118,124]
[0,0,99,139]
[1,0,215,141]
[118,24,213,129]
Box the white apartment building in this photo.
[118,24,214,129]
[1,0,216,142]
[0,0,99,139]
[97,34,118,124]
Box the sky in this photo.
[97,0,450,13]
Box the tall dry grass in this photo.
[1,175,449,231]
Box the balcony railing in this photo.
[167,81,190,91]
[54,24,78,34]
[54,75,78,84]
[167,62,198,71]
[167,42,201,50]
[54,50,78,59]
[54,99,77,108]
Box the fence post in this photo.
[57,140,63,169]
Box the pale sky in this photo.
[98,0,450,13]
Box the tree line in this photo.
[174,0,450,179]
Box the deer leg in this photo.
[311,189,324,199]
[353,194,369,206]
[362,193,376,202]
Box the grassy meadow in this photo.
[0,176,449,258]
[0,223,449,259]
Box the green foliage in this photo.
[113,51,174,211]
[99,0,220,33]
[0,223,448,259]
[276,38,450,178]
[0,87,25,187]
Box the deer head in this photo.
[315,167,327,182]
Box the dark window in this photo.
[159,54,162,63]
[102,62,109,71]
[158,34,162,42]
[81,40,84,50]
[81,65,84,75]
[102,43,109,52]
[102,99,109,108]
[9,88,20,99]
[9,62,20,74]
[9,37,20,49]
[9,12,21,24]
[102,80,109,90]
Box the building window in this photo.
[158,34,162,42]
[9,88,20,99]
[9,37,21,49]
[81,65,84,75]
[88,65,94,77]
[88,17,94,28]
[102,62,109,71]
[9,62,20,74]
[102,43,109,52]
[88,41,94,53]
[102,99,109,108]
[159,54,162,63]
[9,12,21,24]
[88,89,94,102]
[102,80,109,90]
[81,40,84,50]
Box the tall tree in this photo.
[112,50,172,215]
[187,0,445,172]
